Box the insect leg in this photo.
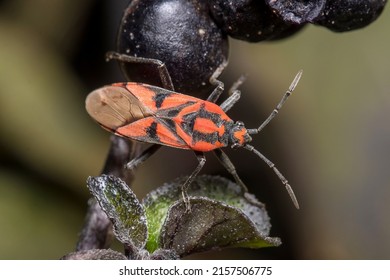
[181,152,206,211]
[206,60,228,103]
[243,144,300,209]
[125,144,161,170]
[106,51,175,91]
[219,75,246,112]
[220,90,240,112]
[247,70,302,135]
[213,149,248,193]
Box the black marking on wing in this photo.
[153,92,172,109]
[146,121,159,141]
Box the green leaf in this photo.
[143,175,280,255]
[160,197,281,257]
[142,185,176,253]
[86,175,147,249]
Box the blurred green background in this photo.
[0,0,389,259]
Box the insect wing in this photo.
[116,117,190,149]
[86,82,210,150]
[121,83,201,113]
[85,84,153,131]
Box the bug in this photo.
[86,52,302,209]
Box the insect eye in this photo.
[236,121,245,127]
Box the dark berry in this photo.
[314,0,387,32]
[265,0,327,24]
[116,0,228,98]
[209,0,304,42]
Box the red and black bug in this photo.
[86,52,302,209]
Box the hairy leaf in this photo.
[143,175,280,255]
[86,175,147,249]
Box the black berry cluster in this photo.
[211,0,387,41]
[115,0,387,97]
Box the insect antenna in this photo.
[247,70,303,135]
[243,144,300,209]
